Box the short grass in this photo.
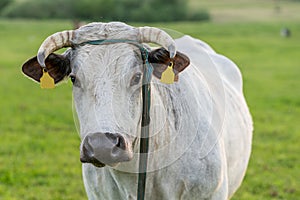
[0,18,299,199]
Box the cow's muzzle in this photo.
[80,132,133,168]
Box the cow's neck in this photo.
[149,83,181,148]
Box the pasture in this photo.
[0,18,299,199]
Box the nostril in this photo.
[104,132,117,144]
[85,137,94,154]
[104,133,126,150]
[116,135,126,150]
[80,136,95,162]
[116,137,121,148]
[80,145,90,163]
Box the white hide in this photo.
[71,34,253,199]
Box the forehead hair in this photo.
[72,42,145,79]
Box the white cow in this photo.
[22,22,252,200]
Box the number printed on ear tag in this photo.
[40,69,55,89]
[160,62,175,84]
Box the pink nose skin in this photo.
[80,132,133,167]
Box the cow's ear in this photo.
[22,53,71,84]
[148,47,190,81]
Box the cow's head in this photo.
[22,22,189,168]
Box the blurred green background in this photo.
[0,0,209,22]
[0,0,299,199]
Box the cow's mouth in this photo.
[81,157,106,168]
[80,156,119,168]
[93,162,106,168]
[80,132,133,168]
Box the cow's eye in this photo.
[70,75,76,84]
[130,73,142,86]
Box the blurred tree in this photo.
[1,0,210,22]
[1,0,74,19]
[134,0,187,22]
[0,0,11,12]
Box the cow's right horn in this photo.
[137,27,176,59]
[37,30,74,68]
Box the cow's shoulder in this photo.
[175,35,243,93]
[210,53,243,93]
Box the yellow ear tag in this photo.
[40,69,55,89]
[160,62,175,84]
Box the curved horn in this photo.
[37,30,74,68]
[137,27,176,58]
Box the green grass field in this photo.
[0,11,299,200]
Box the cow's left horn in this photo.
[37,30,74,68]
[137,27,176,58]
